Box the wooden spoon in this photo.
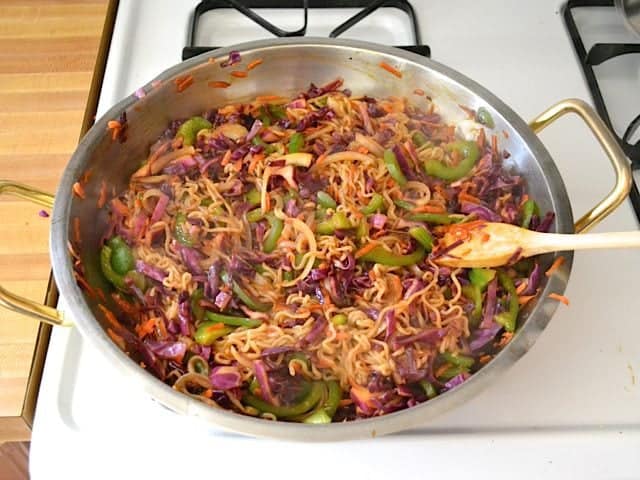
[434,222,640,268]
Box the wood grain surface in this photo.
[0,0,107,420]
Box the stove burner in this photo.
[182,0,430,60]
[563,0,640,222]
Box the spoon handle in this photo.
[527,231,640,256]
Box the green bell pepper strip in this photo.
[251,136,277,155]
[316,191,337,209]
[360,246,425,267]
[100,245,125,289]
[191,288,205,323]
[361,193,385,215]
[393,199,414,211]
[476,107,495,128]
[176,116,212,146]
[424,140,480,181]
[204,311,262,328]
[200,198,213,207]
[356,221,369,242]
[407,213,461,225]
[419,380,438,399]
[107,236,134,275]
[412,131,429,147]
[440,351,475,369]
[246,208,264,223]
[263,214,284,253]
[268,104,287,120]
[288,132,305,153]
[438,364,468,381]
[220,271,272,312]
[174,212,194,246]
[383,149,408,186]
[408,226,433,251]
[245,188,261,206]
[469,268,496,291]
[303,410,332,424]
[462,284,482,327]
[316,211,352,235]
[520,199,540,229]
[331,313,348,326]
[495,271,519,333]
[243,381,324,418]
[194,323,235,345]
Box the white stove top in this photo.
[30,1,640,478]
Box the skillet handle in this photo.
[528,99,632,234]
[0,181,69,327]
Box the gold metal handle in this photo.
[0,181,69,327]
[529,99,632,234]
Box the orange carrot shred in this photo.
[545,256,565,277]
[107,120,121,130]
[97,180,107,208]
[230,70,248,78]
[413,88,425,96]
[176,75,194,92]
[548,293,570,306]
[354,242,379,259]
[106,328,126,350]
[379,61,402,78]
[247,58,263,70]
[73,217,81,244]
[516,280,529,295]
[72,181,86,199]
[458,192,482,204]
[411,204,446,214]
[518,295,537,306]
[208,80,231,88]
[98,304,120,329]
[203,389,213,399]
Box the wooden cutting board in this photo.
[0,0,108,440]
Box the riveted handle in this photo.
[0,181,69,327]
[529,99,632,233]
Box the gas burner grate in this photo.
[563,0,640,221]
[182,0,430,60]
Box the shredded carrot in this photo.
[411,204,446,214]
[112,293,137,315]
[203,389,213,399]
[548,293,570,306]
[354,242,379,259]
[518,294,537,306]
[97,180,107,209]
[135,317,156,339]
[232,158,243,172]
[479,354,492,365]
[545,256,565,277]
[247,58,263,70]
[95,288,107,303]
[230,70,248,78]
[335,331,350,341]
[357,146,369,155]
[480,233,490,243]
[208,80,231,88]
[247,153,264,175]
[477,127,486,150]
[175,75,194,92]
[72,181,86,199]
[107,120,121,130]
[497,332,513,348]
[156,316,168,339]
[111,198,129,216]
[413,88,425,96]
[256,95,285,103]
[491,134,498,158]
[379,61,402,78]
[106,328,126,350]
[339,398,353,407]
[264,191,271,212]
[98,304,120,329]
[73,217,81,244]
[516,280,529,295]
[435,363,451,378]
[220,149,232,166]
[458,192,482,204]
[519,194,529,207]
[73,273,96,298]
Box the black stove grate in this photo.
[182,0,430,60]
[563,0,640,222]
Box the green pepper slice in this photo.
[383,149,408,186]
[316,191,337,209]
[316,211,352,235]
[331,314,348,326]
[462,284,482,327]
[360,193,385,215]
[204,311,262,328]
[412,131,429,147]
[476,107,495,128]
[469,268,496,291]
[407,213,462,225]
[419,380,438,399]
[440,351,475,369]
[437,364,468,381]
[100,245,125,289]
[360,246,425,267]
[194,323,235,345]
[251,136,277,155]
[263,214,284,253]
[176,116,212,146]
[174,212,194,246]
[408,226,433,251]
[520,199,540,229]
[495,270,519,333]
[245,188,261,206]
[246,208,264,223]
[393,199,414,211]
[288,132,305,153]
[424,140,480,181]
[243,381,324,419]
[110,243,134,275]
[220,271,273,312]
[191,288,205,323]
